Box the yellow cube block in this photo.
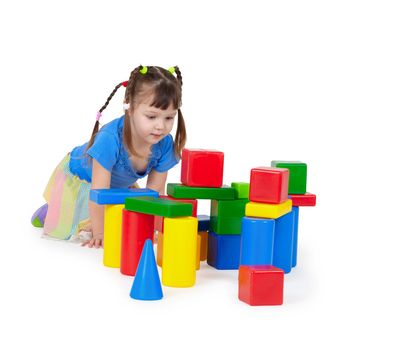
[103,204,124,268]
[245,199,292,219]
[162,216,198,287]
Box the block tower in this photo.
[238,161,316,306]
[270,161,316,268]
[237,167,291,306]
[123,196,197,287]
[89,188,159,268]
[166,149,248,271]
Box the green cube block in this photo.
[271,160,307,194]
[231,182,249,199]
[210,199,249,234]
[124,196,193,217]
[167,183,235,200]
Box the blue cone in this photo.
[130,239,163,301]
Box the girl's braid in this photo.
[99,82,124,113]
[174,66,183,86]
[125,65,143,103]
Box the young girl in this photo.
[31,65,186,249]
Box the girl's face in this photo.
[128,93,177,148]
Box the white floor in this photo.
[1,204,397,349]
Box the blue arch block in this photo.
[240,216,275,266]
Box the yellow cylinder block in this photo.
[103,204,124,268]
[162,216,198,287]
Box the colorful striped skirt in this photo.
[43,153,91,241]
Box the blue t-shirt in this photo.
[69,116,179,188]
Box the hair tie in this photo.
[121,81,128,87]
[139,66,148,74]
[123,103,130,110]
[168,66,175,74]
[96,111,102,122]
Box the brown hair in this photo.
[86,65,186,159]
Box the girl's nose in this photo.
[156,120,165,130]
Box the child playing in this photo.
[31,65,186,249]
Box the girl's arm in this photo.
[82,159,111,248]
[146,169,168,195]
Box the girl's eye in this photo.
[166,117,174,120]
[147,116,156,119]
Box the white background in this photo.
[1,0,398,349]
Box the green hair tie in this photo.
[168,66,176,74]
[139,66,148,74]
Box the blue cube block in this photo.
[273,210,295,274]
[292,206,299,267]
[90,188,159,205]
[198,214,210,231]
[207,231,241,270]
[240,216,275,266]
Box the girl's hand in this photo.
[81,233,103,249]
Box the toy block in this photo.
[210,199,248,234]
[157,229,201,269]
[90,188,158,204]
[125,196,193,217]
[198,231,208,261]
[289,193,316,207]
[240,217,275,266]
[121,210,154,276]
[207,231,242,270]
[231,182,250,199]
[130,240,163,301]
[273,210,295,274]
[167,183,235,200]
[249,167,289,204]
[181,149,224,187]
[292,207,299,268]
[154,195,198,232]
[245,199,292,219]
[103,204,124,268]
[156,231,163,267]
[198,215,210,231]
[271,161,307,194]
[238,265,284,306]
[162,217,198,287]
[196,234,201,270]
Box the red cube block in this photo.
[249,167,289,204]
[238,265,284,306]
[181,149,224,188]
[154,195,198,232]
[289,192,316,207]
